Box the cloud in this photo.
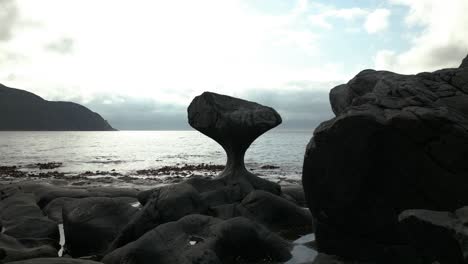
[364,9,391,34]
[45,37,74,54]
[374,0,468,73]
[0,0,18,41]
[309,7,368,29]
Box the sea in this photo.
[0,130,313,185]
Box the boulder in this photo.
[399,207,468,264]
[236,190,313,232]
[187,92,282,195]
[460,54,468,68]
[62,197,138,257]
[0,233,57,263]
[0,193,59,242]
[282,185,307,207]
[107,183,207,251]
[303,54,468,261]
[43,197,77,223]
[5,258,103,264]
[103,214,291,264]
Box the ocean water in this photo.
[0,130,313,184]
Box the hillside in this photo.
[0,84,115,131]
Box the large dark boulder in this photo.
[103,214,291,264]
[399,207,468,264]
[236,190,313,232]
[0,193,59,242]
[0,233,57,263]
[107,183,207,251]
[62,197,138,257]
[303,55,468,261]
[187,92,282,195]
[0,84,114,131]
[5,258,103,264]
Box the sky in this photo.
[0,0,467,130]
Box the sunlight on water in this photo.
[0,130,312,181]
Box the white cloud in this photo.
[309,7,368,29]
[374,0,468,73]
[0,0,341,107]
[364,9,391,34]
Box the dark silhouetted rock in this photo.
[236,190,313,232]
[461,55,468,68]
[0,84,114,131]
[103,214,291,264]
[281,185,307,207]
[62,197,138,258]
[399,207,468,264]
[303,54,468,261]
[187,92,282,195]
[43,197,77,223]
[0,233,57,263]
[108,183,207,251]
[5,258,103,264]
[0,193,59,242]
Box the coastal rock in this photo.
[0,84,114,131]
[187,92,282,195]
[62,197,138,257]
[303,54,468,261]
[0,193,59,242]
[108,183,207,251]
[461,55,468,68]
[236,190,313,232]
[5,258,103,264]
[399,207,468,264]
[103,214,292,264]
[43,197,77,223]
[281,185,307,207]
[0,233,57,263]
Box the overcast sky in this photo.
[1,0,467,130]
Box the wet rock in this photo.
[103,214,291,264]
[399,207,468,264]
[5,258,103,264]
[0,193,59,242]
[108,183,207,251]
[0,233,57,263]
[237,190,313,232]
[62,197,138,258]
[43,197,77,223]
[187,92,282,195]
[303,54,468,261]
[282,185,307,207]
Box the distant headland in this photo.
[0,84,115,131]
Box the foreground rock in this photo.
[62,197,139,258]
[5,258,103,264]
[103,214,291,264]
[303,54,468,261]
[0,233,57,263]
[187,92,282,195]
[399,207,468,264]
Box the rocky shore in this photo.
[2,54,468,263]
[1,92,313,263]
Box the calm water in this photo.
[0,130,312,183]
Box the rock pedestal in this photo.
[188,92,282,195]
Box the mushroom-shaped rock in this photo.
[188,92,282,195]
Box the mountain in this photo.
[0,84,115,131]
